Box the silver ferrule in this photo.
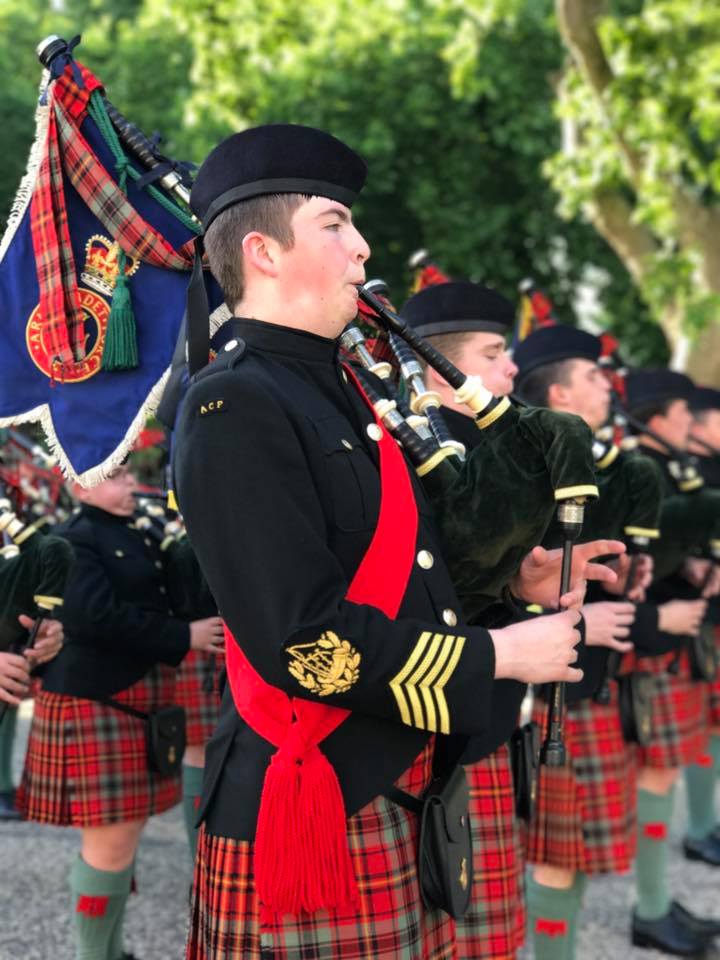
[557,501,585,526]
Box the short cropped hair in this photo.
[628,398,674,426]
[516,358,577,407]
[417,331,478,372]
[203,193,309,309]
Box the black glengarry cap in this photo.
[191,123,368,232]
[689,386,720,414]
[399,281,514,338]
[625,369,694,416]
[513,325,600,386]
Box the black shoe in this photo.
[632,908,708,956]
[672,901,720,940]
[684,834,720,867]
[0,790,21,821]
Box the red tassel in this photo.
[254,743,358,921]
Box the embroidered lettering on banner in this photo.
[287,630,361,696]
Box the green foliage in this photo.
[0,0,669,358]
[547,0,720,341]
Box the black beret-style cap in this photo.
[625,369,694,415]
[690,386,720,413]
[190,124,367,232]
[399,281,514,338]
[513,325,600,385]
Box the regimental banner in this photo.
[0,57,223,485]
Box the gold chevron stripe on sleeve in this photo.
[389,631,466,732]
[434,635,466,734]
[389,631,433,727]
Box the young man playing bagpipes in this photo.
[683,386,720,857]
[621,370,720,956]
[403,286,667,959]
[171,125,630,960]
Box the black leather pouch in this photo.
[385,742,472,918]
[688,624,718,681]
[104,700,186,776]
[145,705,186,775]
[617,672,654,745]
[417,764,473,918]
[509,721,540,822]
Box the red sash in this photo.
[224,366,419,919]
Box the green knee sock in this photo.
[107,861,134,960]
[684,746,717,841]
[568,872,588,953]
[182,763,204,862]
[0,707,18,792]
[70,856,133,960]
[635,787,674,921]
[526,872,582,960]
[713,734,720,815]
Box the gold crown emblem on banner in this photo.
[81,235,140,297]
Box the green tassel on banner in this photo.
[102,248,139,371]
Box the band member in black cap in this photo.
[624,369,720,954]
[682,386,720,865]
[18,466,224,960]
[397,280,527,956]
[513,327,670,960]
[171,125,611,960]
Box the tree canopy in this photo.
[3,0,719,376]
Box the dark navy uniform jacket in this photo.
[42,504,190,700]
[174,319,499,840]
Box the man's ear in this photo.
[241,231,280,278]
[546,381,566,410]
[426,364,450,389]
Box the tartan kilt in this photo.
[187,739,459,960]
[17,665,181,827]
[710,626,720,726]
[175,650,220,746]
[526,685,637,874]
[456,746,525,958]
[637,653,709,769]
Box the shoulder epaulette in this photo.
[192,337,247,385]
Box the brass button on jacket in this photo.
[417,550,434,570]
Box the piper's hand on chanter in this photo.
[682,558,720,598]
[19,615,64,666]
[510,540,626,610]
[657,599,707,636]
[490,609,583,685]
[582,601,635,653]
[0,651,32,707]
[190,616,225,656]
[603,553,653,601]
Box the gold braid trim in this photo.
[474,396,511,431]
[554,484,599,501]
[416,446,458,478]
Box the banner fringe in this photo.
[0,367,170,487]
[0,76,51,263]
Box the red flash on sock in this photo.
[76,895,109,918]
[643,823,667,840]
[193,796,201,810]
[535,918,568,937]
[695,754,714,768]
